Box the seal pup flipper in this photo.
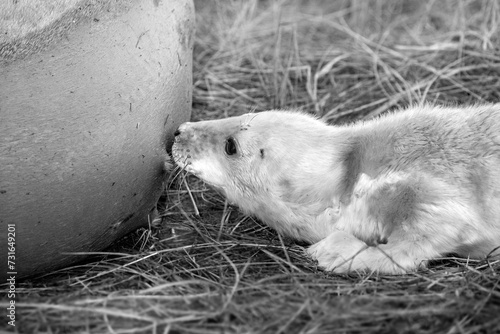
[307,172,426,274]
[339,173,417,246]
[306,230,428,274]
[307,171,499,274]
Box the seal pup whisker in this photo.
[170,166,188,191]
[239,112,259,131]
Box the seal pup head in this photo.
[171,111,347,242]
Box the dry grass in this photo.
[10,0,500,333]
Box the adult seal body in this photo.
[172,105,500,274]
[0,0,194,279]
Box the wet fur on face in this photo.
[172,105,500,274]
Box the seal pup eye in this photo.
[225,137,238,156]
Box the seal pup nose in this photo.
[175,122,192,137]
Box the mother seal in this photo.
[172,104,500,274]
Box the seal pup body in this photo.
[172,105,500,274]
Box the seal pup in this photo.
[171,105,500,274]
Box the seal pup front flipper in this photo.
[340,173,417,246]
[307,172,430,274]
[307,170,495,274]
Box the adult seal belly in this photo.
[171,105,500,274]
[0,0,194,279]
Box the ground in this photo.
[11,0,500,333]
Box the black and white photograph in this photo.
[1,0,499,332]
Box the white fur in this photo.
[172,105,500,274]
